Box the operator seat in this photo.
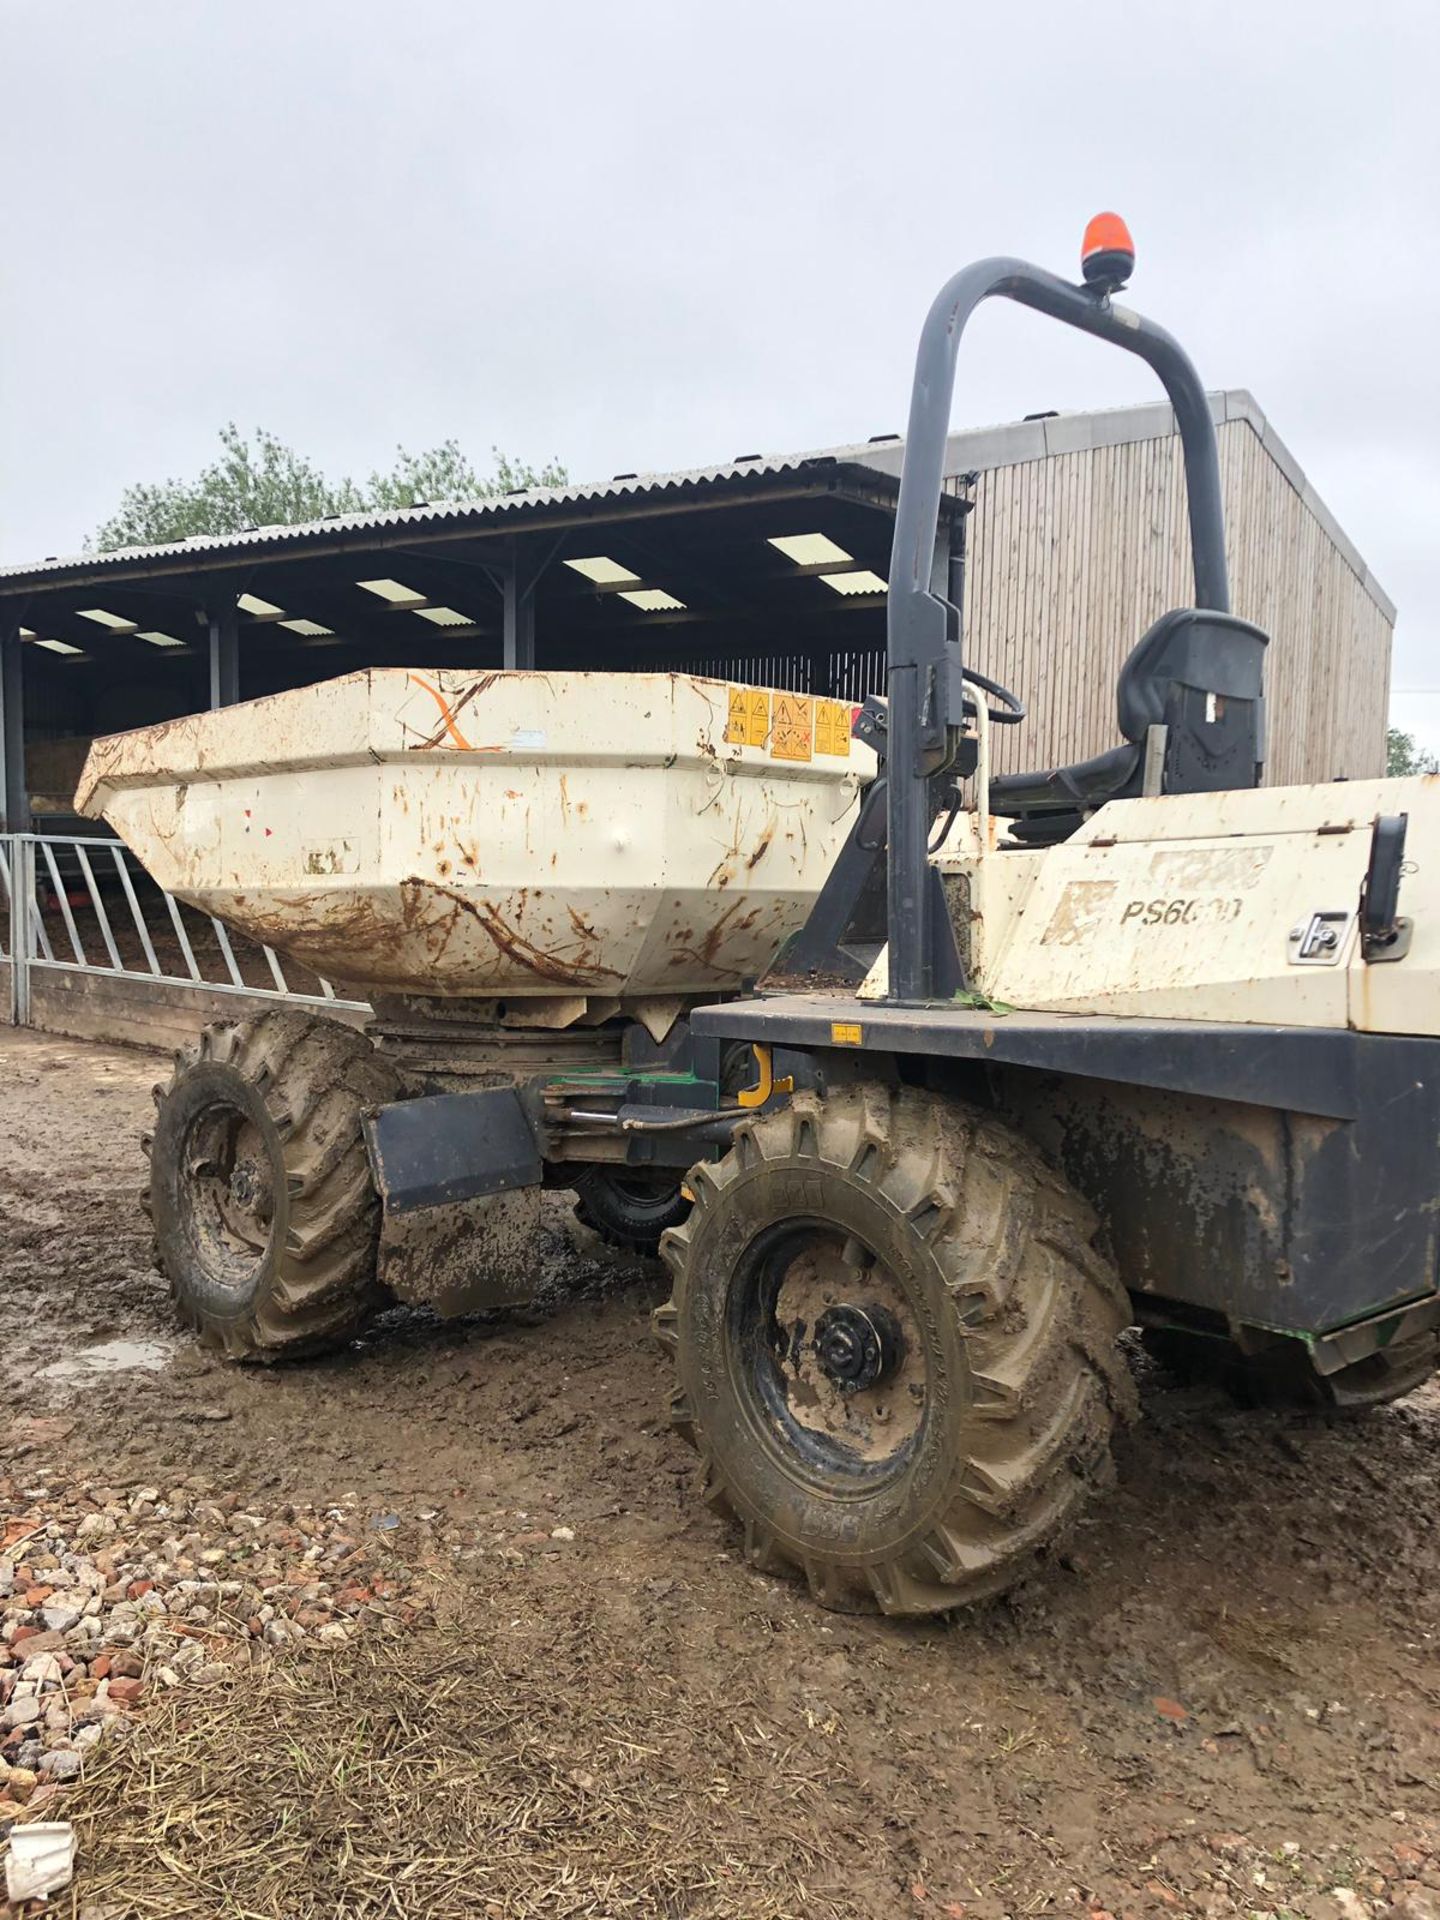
[988,607,1269,846]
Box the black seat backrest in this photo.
[989,605,1271,843]
[1117,607,1269,793]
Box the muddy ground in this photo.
[2,1023,1439,1919]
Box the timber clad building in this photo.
[0,389,1393,1049]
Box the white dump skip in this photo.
[76,669,872,1004]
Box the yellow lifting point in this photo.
[736,1044,795,1110]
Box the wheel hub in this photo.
[753,1231,928,1474]
[181,1102,277,1291]
[813,1302,904,1393]
[228,1157,269,1214]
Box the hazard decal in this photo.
[725,686,772,748]
[770,692,814,762]
[814,699,852,758]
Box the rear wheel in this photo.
[573,1166,690,1254]
[1142,1326,1440,1411]
[146,1011,400,1362]
[654,1083,1134,1615]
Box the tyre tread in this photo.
[152,1013,398,1363]
[657,1082,1134,1616]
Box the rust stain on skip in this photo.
[421,880,623,988]
[706,804,778,890]
[665,897,764,975]
[228,875,624,993]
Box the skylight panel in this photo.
[564,556,641,586]
[75,608,136,631]
[818,570,888,597]
[357,578,427,606]
[617,589,686,612]
[768,533,853,567]
[412,606,472,627]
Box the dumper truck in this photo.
[80,214,1440,1615]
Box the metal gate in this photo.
[1,831,367,1027]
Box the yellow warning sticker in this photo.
[814,699,852,758]
[830,1022,863,1047]
[771,692,814,762]
[724,686,771,748]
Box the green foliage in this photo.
[365,441,568,511]
[90,426,567,553]
[1386,726,1439,777]
[952,989,1015,1015]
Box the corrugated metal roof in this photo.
[0,455,903,592]
[0,391,1391,620]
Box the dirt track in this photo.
[3,1023,1440,1919]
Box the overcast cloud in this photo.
[3,1,1437,747]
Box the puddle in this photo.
[40,1338,174,1380]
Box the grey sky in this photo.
[4,1,1437,748]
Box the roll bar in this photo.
[885,253,1230,1004]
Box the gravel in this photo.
[0,1478,426,1823]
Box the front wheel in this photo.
[653,1083,1134,1615]
[146,1011,400,1361]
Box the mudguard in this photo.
[364,1088,544,1317]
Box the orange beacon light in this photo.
[1081,212,1135,289]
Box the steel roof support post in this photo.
[208,600,240,709]
[0,612,28,833]
[502,540,536,671]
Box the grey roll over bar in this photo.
[885,246,1231,1005]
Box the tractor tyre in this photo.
[1142,1326,1440,1412]
[573,1167,691,1255]
[653,1083,1135,1615]
[145,1010,400,1362]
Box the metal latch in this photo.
[1287,911,1352,965]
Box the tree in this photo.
[1386,726,1439,777]
[364,440,567,512]
[90,425,567,552]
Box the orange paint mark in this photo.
[406,672,475,751]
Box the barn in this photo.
[0,387,1393,1046]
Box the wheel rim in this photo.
[177,1097,277,1295]
[729,1221,929,1487]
